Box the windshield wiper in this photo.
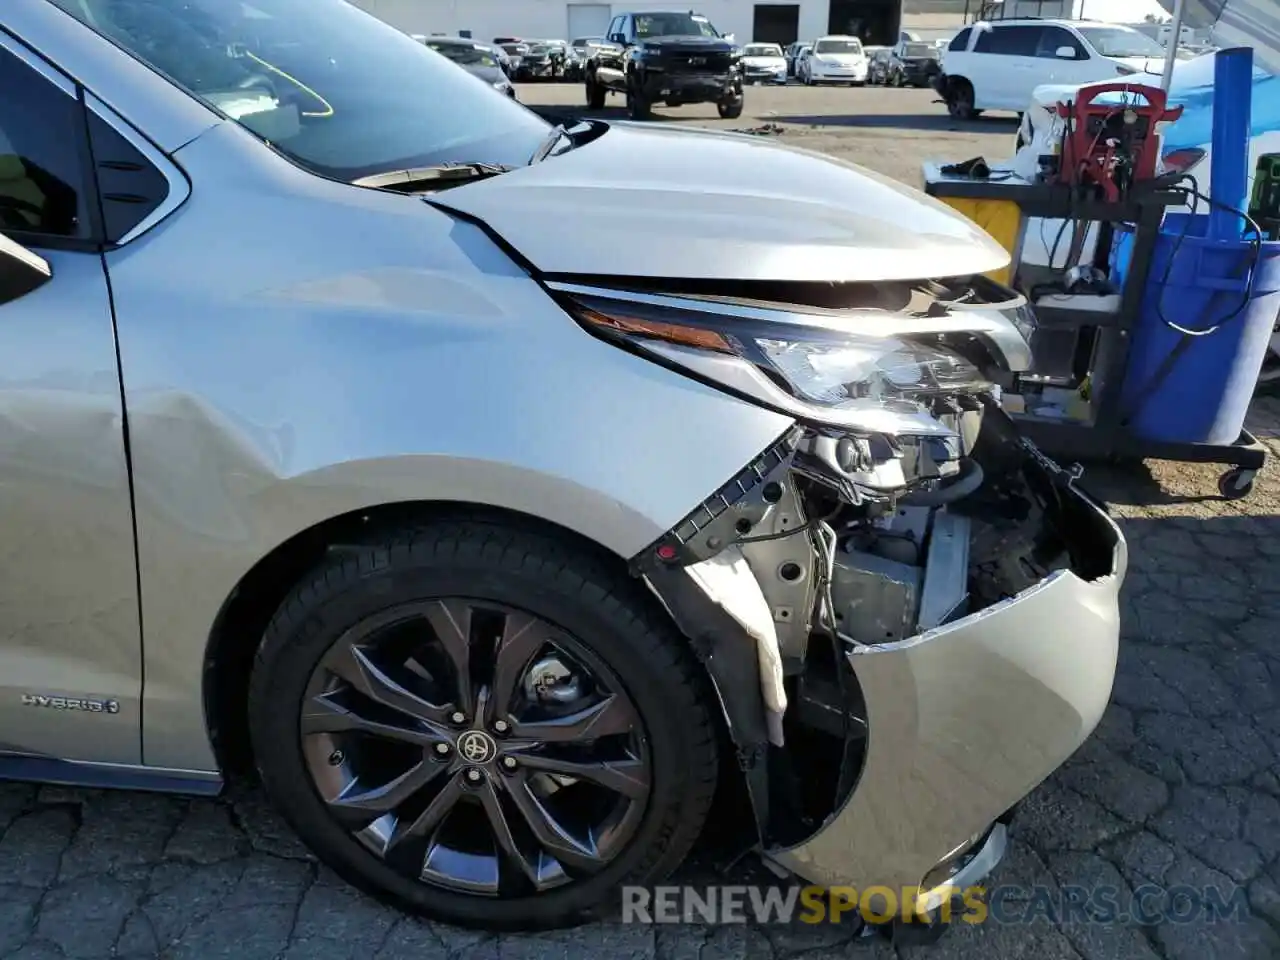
[529,120,592,165]
[350,161,515,191]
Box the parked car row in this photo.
[414,33,606,85]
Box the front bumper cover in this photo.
[769,461,1124,901]
[640,429,1124,909]
[810,63,868,82]
[640,71,740,102]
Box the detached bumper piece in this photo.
[637,400,1124,932]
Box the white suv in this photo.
[937,19,1167,118]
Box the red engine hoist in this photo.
[1056,82,1184,202]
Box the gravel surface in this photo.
[3,83,1279,960]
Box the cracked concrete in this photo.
[2,85,1280,960]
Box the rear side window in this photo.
[974,25,1042,56]
[949,27,972,51]
[0,45,90,241]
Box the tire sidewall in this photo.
[250,538,712,929]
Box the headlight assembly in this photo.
[549,282,1031,438]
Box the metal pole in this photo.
[1160,0,1186,91]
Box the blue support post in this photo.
[1209,47,1255,240]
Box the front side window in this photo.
[46,0,549,182]
[633,13,720,39]
[0,45,89,240]
[1036,26,1085,60]
[949,27,972,52]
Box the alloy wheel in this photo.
[300,599,652,897]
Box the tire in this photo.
[626,79,651,120]
[717,96,744,119]
[946,78,978,120]
[1219,468,1256,500]
[585,72,605,109]
[248,519,719,931]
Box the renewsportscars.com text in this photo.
[620,884,1251,926]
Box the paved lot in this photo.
[3,84,1280,960]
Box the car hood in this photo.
[642,35,736,52]
[1108,55,1166,74]
[428,122,1008,282]
[743,55,786,66]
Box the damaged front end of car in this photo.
[551,274,1126,940]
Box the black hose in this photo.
[898,459,985,507]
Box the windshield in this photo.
[525,43,550,55]
[743,44,783,57]
[501,43,526,55]
[426,41,498,68]
[815,38,862,55]
[901,42,937,59]
[1076,27,1166,59]
[48,0,548,180]
[633,13,720,39]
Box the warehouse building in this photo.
[350,0,905,48]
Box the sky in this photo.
[1087,0,1172,20]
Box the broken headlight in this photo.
[557,287,1002,437]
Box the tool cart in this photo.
[921,53,1280,499]
[921,167,1268,498]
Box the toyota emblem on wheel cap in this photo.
[458,730,497,764]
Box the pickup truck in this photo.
[584,10,744,120]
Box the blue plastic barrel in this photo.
[1118,212,1280,445]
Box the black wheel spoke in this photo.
[301,691,441,747]
[421,600,475,715]
[387,771,465,852]
[478,779,564,888]
[489,612,544,721]
[503,774,607,872]
[510,694,635,743]
[518,754,651,800]
[329,759,449,827]
[325,641,451,728]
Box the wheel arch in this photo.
[200,499,737,783]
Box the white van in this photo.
[937,19,1167,118]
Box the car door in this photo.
[972,24,1043,110]
[1033,24,1093,86]
[0,32,144,766]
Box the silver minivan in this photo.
[0,0,1124,937]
